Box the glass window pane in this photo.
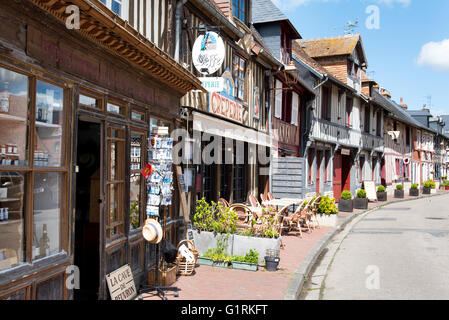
[35,81,64,167]
[79,94,99,109]
[130,133,143,230]
[33,172,62,260]
[150,119,170,137]
[111,0,121,15]
[0,67,29,167]
[107,103,122,115]
[131,111,143,121]
[0,172,25,271]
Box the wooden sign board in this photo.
[106,265,137,300]
[176,166,189,223]
[363,181,377,202]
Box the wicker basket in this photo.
[148,263,178,286]
[176,239,197,276]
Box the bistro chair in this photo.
[229,203,251,231]
[267,192,275,201]
[282,200,307,238]
[309,196,322,229]
[249,194,262,208]
[218,198,230,208]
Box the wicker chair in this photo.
[309,196,322,229]
[218,198,230,208]
[229,203,252,231]
[249,194,262,208]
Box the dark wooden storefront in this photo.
[0,0,201,300]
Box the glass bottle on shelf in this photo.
[0,82,9,114]
[38,224,50,258]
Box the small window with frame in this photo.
[233,55,246,102]
[79,91,102,111]
[107,100,127,117]
[130,107,146,124]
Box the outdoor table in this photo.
[262,198,303,211]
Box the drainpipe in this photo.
[174,0,188,63]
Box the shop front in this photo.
[0,0,202,300]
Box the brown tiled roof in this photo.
[292,41,328,75]
[296,34,361,59]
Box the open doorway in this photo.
[74,119,101,300]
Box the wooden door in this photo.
[333,151,342,201]
[316,151,322,195]
[342,155,351,192]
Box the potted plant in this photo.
[409,184,419,197]
[394,184,405,199]
[231,249,259,272]
[200,235,232,268]
[423,180,436,194]
[354,189,368,210]
[316,196,339,227]
[377,185,387,201]
[338,190,353,213]
[445,181,449,191]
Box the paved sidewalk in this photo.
[142,190,449,301]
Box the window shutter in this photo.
[291,92,299,125]
[274,80,282,119]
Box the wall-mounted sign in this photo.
[210,92,244,123]
[192,32,225,75]
[199,77,224,92]
[106,265,137,300]
[253,87,260,120]
[341,148,351,156]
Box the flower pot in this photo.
[445,186,449,191]
[354,198,368,210]
[377,192,387,202]
[394,190,405,199]
[315,214,338,227]
[197,257,214,266]
[264,256,280,272]
[231,261,258,272]
[338,199,353,213]
[409,189,419,197]
[423,187,431,195]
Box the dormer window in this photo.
[99,0,129,21]
[280,25,292,65]
[347,60,359,80]
[233,0,247,24]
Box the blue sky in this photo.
[272,0,449,115]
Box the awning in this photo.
[193,112,272,147]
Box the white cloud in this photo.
[417,39,449,72]
[272,0,411,11]
[373,0,411,7]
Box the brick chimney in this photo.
[399,97,408,110]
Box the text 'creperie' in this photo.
[210,92,243,123]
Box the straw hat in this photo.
[142,218,163,244]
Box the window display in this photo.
[0,67,29,167]
[32,172,62,260]
[0,172,25,271]
[35,81,64,167]
[130,133,144,230]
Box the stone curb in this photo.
[283,192,448,300]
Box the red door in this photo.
[333,151,342,201]
[342,155,352,192]
[316,151,322,195]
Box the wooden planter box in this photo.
[409,189,419,197]
[354,198,368,210]
[423,187,431,195]
[232,234,281,266]
[212,261,230,268]
[338,199,353,213]
[394,190,405,199]
[377,192,387,202]
[231,261,258,272]
[148,264,177,286]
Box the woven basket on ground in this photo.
[176,239,197,276]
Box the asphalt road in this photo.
[301,194,449,300]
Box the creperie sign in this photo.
[210,92,243,123]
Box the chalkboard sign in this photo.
[363,181,377,202]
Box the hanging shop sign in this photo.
[106,264,137,300]
[192,32,225,75]
[341,148,351,156]
[199,77,224,92]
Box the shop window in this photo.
[0,67,29,167]
[107,102,126,116]
[131,110,146,122]
[233,55,246,101]
[233,0,247,24]
[233,164,245,203]
[106,126,126,240]
[32,172,63,260]
[0,172,25,271]
[79,93,100,110]
[35,81,64,167]
[130,132,144,231]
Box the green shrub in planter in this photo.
[423,180,436,194]
[354,189,368,209]
[339,191,353,212]
[394,184,405,198]
[317,196,338,215]
[377,185,387,201]
[410,184,419,196]
[231,249,259,271]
